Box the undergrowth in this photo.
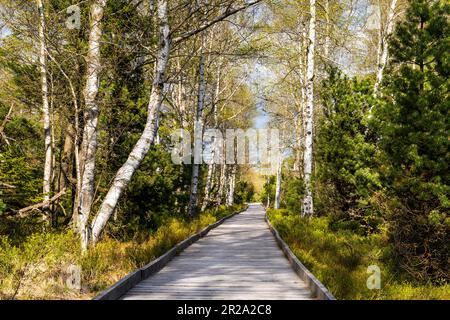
[0,204,244,300]
[267,209,449,300]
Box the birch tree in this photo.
[89,0,261,243]
[217,162,227,205]
[201,61,221,211]
[302,0,316,216]
[188,52,206,217]
[36,0,52,219]
[226,165,236,206]
[77,0,107,249]
[90,0,170,245]
[274,156,282,209]
[373,0,398,95]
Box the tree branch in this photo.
[172,0,262,44]
[15,188,67,218]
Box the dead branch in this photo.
[16,188,67,218]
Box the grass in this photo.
[267,208,450,300]
[0,204,244,300]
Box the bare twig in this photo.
[172,0,262,44]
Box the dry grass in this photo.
[267,209,450,300]
[0,204,243,300]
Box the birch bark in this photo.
[274,157,282,209]
[37,0,53,218]
[302,0,316,217]
[90,0,170,244]
[201,157,215,211]
[201,65,221,211]
[226,165,236,206]
[217,162,227,206]
[374,0,398,95]
[77,0,107,249]
[188,52,206,217]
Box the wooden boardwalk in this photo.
[121,204,314,300]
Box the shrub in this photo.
[267,208,450,300]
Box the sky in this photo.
[249,62,275,130]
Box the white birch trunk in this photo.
[90,0,170,245]
[201,161,215,212]
[188,52,206,217]
[294,112,302,172]
[302,0,316,217]
[201,66,221,211]
[374,0,397,95]
[37,0,52,218]
[226,166,236,206]
[77,0,107,249]
[217,163,227,206]
[274,157,282,209]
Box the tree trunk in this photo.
[90,0,170,245]
[37,0,53,220]
[274,157,282,209]
[77,0,107,250]
[374,0,397,95]
[201,161,215,212]
[59,123,75,191]
[188,52,206,217]
[217,163,227,206]
[294,106,302,172]
[201,65,221,211]
[302,0,316,217]
[226,165,236,206]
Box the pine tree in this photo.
[376,0,449,281]
[316,67,382,232]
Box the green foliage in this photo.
[0,196,5,215]
[267,209,450,300]
[234,181,255,204]
[282,176,304,212]
[106,145,188,240]
[259,176,274,207]
[0,150,42,208]
[374,0,449,282]
[0,105,43,209]
[316,68,383,232]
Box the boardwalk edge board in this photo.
[93,205,249,300]
[265,212,337,301]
